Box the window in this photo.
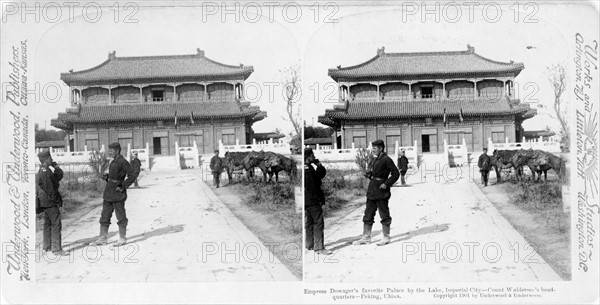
[386,135,401,153]
[492,131,505,143]
[152,90,164,102]
[353,136,367,148]
[85,139,99,151]
[178,135,195,147]
[447,133,460,145]
[222,132,236,145]
[118,137,133,151]
[421,86,433,99]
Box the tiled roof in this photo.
[319,97,532,125]
[328,46,523,81]
[304,137,333,145]
[61,49,253,85]
[51,101,265,129]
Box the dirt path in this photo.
[211,183,302,280]
[36,169,296,282]
[304,166,561,282]
[478,179,571,280]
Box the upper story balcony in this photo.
[336,78,516,103]
[69,81,246,106]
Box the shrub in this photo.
[355,148,374,174]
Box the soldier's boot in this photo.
[115,226,127,247]
[90,226,109,246]
[352,224,373,245]
[377,225,391,246]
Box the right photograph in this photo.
[303,10,571,283]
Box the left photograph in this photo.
[33,9,302,282]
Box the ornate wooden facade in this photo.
[318,45,536,153]
[51,49,266,155]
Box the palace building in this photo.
[318,45,536,154]
[51,49,266,155]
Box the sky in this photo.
[2,1,598,136]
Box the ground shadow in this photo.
[325,223,450,251]
[61,225,185,253]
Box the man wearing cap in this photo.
[36,150,67,255]
[353,140,400,246]
[478,148,492,187]
[210,150,223,188]
[397,149,409,186]
[304,148,332,255]
[130,151,141,188]
[90,142,138,247]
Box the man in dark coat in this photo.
[36,150,67,256]
[354,140,400,246]
[478,148,492,187]
[397,149,409,185]
[90,143,138,247]
[304,148,332,255]
[130,151,141,188]
[210,150,223,188]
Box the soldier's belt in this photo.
[107,179,124,183]
[372,177,386,181]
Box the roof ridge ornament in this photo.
[467,44,474,53]
[377,46,385,56]
[108,50,116,59]
[196,48,205,57]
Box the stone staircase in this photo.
[150,156,180,171]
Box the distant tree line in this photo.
[35,124,67,143]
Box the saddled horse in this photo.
[512,149,563,181]
[242,151,297,183]
[221,151,251,183]
[491,149,521,182]
[263,153,298,183]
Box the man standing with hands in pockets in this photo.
[353,140,400,246]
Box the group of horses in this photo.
[218,151,298,184]
[490,148,565,183]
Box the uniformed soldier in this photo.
[478,148,492,187]
[130,151,141,188]
[304,148,332,255]
[353,140,400,246]
[90,143,138,247]
[36,150,67,255]
[210,150,223,188]
[397,149,409,185]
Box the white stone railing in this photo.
[310,144,361,162]
[175,141,200,169]
[444,138,468,166]
[35,145,106,164]
[219,138,291,156]
[127,143,151,171]
[307,140,418,166]
[487,136,561,154]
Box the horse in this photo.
[263,153,298,183]
[221,151,251,183]
[491,149,521,182]
[513,149,563,181]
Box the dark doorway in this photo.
[153,137,162,155]
[421,134,430,153]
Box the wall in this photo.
[73,118,246,155]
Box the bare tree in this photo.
[280,65,302,137]
[546,63,569,147]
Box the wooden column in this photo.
[139,86,143,103]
